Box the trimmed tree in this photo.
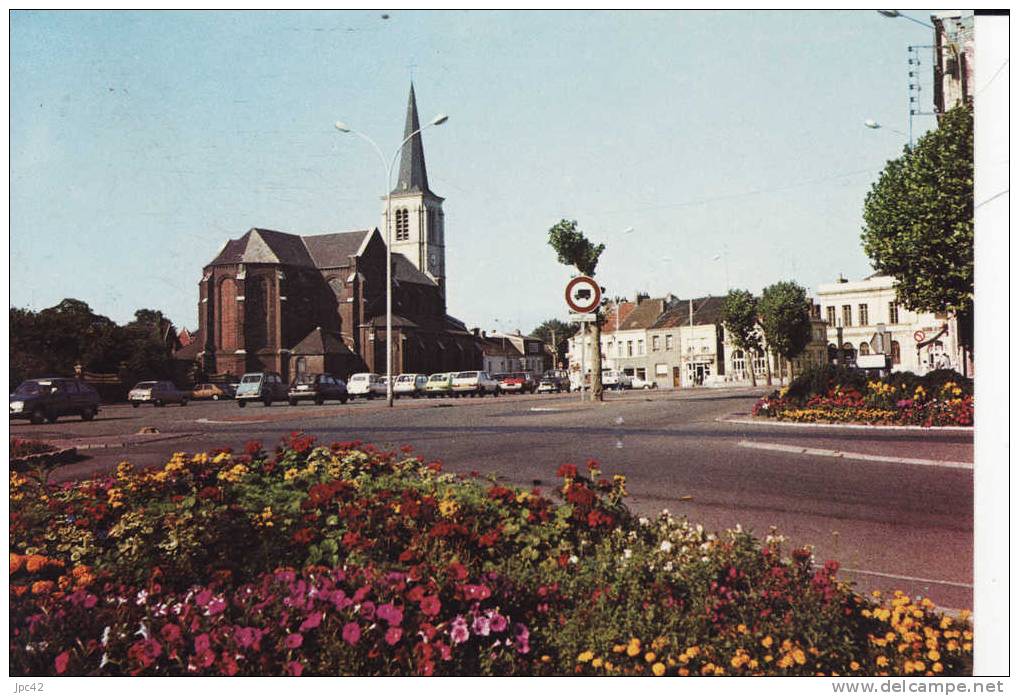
[547,219,605,401]
[721,289,761,387]
[530,318,577,370]
[758,281,812,382]
[862,104,973,354]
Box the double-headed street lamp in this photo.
[335,112,448,407]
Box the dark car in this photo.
[288,373,349,406]
[537,369,570,393]
[10,378,101,425]
[128,380,189,407]
[235,371,289,407]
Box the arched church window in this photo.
[395,209,409,241]
[218,278,237,351]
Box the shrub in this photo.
[10,438,57,459]
[785,366,869,404]
[9,437,973,676]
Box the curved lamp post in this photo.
[335,112,449,407]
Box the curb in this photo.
[719,416,974,432]
[49,432,199,451]
[10,446,77,471]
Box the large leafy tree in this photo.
[758,281,812,381]
[721,289,761,387]
[547,219,605,400]
[530,318,576,370]
[862,104,973,351]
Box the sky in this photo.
[10,9,946,333]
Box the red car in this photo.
[497,372,536,394]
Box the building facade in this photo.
[178,85,481,383]
[814,274,965,375]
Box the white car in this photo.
[601,370,633,390]
[393,373,428,398]
[347,373,382,398]
[451,371,500,397]
[631,375,657,390]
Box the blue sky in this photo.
[10,10,942,333]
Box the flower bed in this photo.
[754,368,973,427]
[10,436,973,676]
[9,438,76,472]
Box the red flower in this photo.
[420,594,441,617]
[586,459,600,472]
[342,622,361,645]
[244,440,262,456]
[556,463,578,479]
[447,561,468,581]
[292,528,316,545]
[54,651,70,674]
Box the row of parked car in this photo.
[9,368,583,424]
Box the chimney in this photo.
[837,274,848,284]
[472,327,480,337]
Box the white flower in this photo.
[99,652,110,669]
[135,622,150,640]
[135,589,148,605]
[639,517,649,526]
[660,540,673,553]
[101,626,111,646]
[664,562,674,572]
[623,549,632,559]
[569,555,579,564]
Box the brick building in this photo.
[178,85,481,382]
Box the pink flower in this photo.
[194,633,211,654]
[160,623,182,643]
[206,598,226,616]
[359,601,376,620]
[450,616,469,645]
[197,650,215,668]
[420,595,441,617]
[235,626,258,649]
[513,623,530,654]
[284,633,303,649]
[384,627,403,646]
[342,622,361,645]
[55,651,70,674]
[83,594,97,609]
[471,614,491,636]
[488,611,508,633]
[376,603,404,626]
[461,584,491,601]
[287,660,303,677]
[299,612,322,632]
[195,589,213,607]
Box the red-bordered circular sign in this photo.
[913,330,925,343]
[565,276,601,313]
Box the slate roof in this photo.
[290,327,355,356]
[303,230,371,268]
[602,301,636,333]
[393,83,434,196]
[209,228,315,267]
[173,330,204,360]
[480,336,523,357]
[393,254,438,286]
[617,298,669,331]
[650,296,726,329]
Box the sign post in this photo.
[565,276,602,401]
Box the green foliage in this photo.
[783,365,972,406]
[862,105,973,348]
[530,318,577,366]
[721,289,761,353]
[758,281,812,361]
[547,219,604,277]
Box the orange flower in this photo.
[25,555,49,574]
[31,580,56,595]
[10,553,24,574]
[11,584,28,597]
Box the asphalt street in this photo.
[13,387,975,609]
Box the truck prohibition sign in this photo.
[565,276,601,314]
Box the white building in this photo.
[813,274,967,375]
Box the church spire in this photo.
[393,83,431,195]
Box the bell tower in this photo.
[382,84,446,297]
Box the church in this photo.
[176,85,482,383]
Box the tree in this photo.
[530,318,576,369]
[758,281,812,382]
[547,219,605,401]
[720,289,761,387]
[862,104,973,352]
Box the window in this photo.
[888,301,899,324]
[652,335,660,351]
[859,304,869,326]
[655,363,669,376]
[617,342,623,357]
[627,341,633,357]
[811,304,822,320]
[395,209,410,241]
[637,339,644,355]
[842,305,853,327]
[890,340,901,365]
[826,306,836,327]
[665,334,673,350]
[732,349,746,378]
[859,342,870,355]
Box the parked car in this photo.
[601,369,633,390]
[129,380,189,407]
[394,373,429,398]
[631,375,657,390]
[498,372,536,394]
[288,373,348,406]
[191,383,235,400]
[235,372,288,407]
[451,371,500,397]
[537,369,571,393]
[425,372,454,397]
[10,378,100,425]
[347,373,383,399]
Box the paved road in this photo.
[13,387,974,609]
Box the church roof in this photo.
[393,254,438,286]
[392,83,435,197]
[209,228,315,267]
[290,327,355,356]
[303,230,371,268]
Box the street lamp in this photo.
[864,118,908,138]
[876,10,934,30]
[334,111,449,407]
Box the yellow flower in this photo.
[927,650,940,662]
[737,624,748,634]
[591,658,603,669]
[626,638,641,657]
[212,451,231,465]
[438,498,460,518]
[115,461,134,479]
[577,650,594,663]
[761,635,773,648]
[644,652,656,663]
[876,656,889,667]
[933,663,943,673]
[792,649,806,666]
[850,661,860,671]
[652,662,666,676]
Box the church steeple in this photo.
[393,83,432,196]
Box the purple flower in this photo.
[359,601,376,620]
[488,611,508,633]
[284,633,303,649]
[330,590,351,610]
[194,633,211,654]
[513,623,530,654]
[342,622,361,645]
[450,616,470,645]
[376,603,404,626]
[83,594,98,609]
[299,612,323,632]
[235,626,258,649]
[384,627,403,645]
[471,614,491,636]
